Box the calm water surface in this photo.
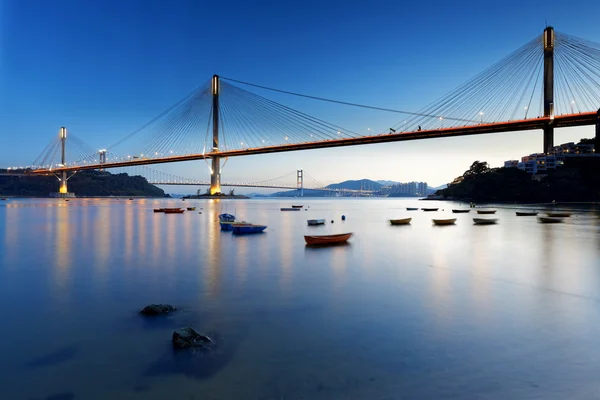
[1,198,600,399]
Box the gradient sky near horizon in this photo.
[1,0,599,193]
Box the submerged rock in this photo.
[140,304,177,316]
[172,327,214,349]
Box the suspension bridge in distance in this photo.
[130,167,374,195]
[13,27,600,197]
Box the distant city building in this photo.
[505,140,594,175]
[381,181,428,196]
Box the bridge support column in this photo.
[297,169,303,197]
[543,26,555,154]
[209,75,222,195]
[596,108,600,152]
[52,127,75,198]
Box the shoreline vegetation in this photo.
[0,170,166,197]
[435,158,600,203]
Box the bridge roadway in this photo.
[30,112,597,174]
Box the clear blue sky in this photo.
[1,0,599,192]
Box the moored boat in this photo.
[304,232,353,245]
[476,210,497,214]
[546,212,572,218]
[452,209,471,213]
[186,207,196,211]
[281,207,301,211]
[291,205,303,209]
[406,207,419,211]
[538,216,564,223]
[164,209,185,214]
[422,208,439,212]
[516,211,538,216]
[389,218,412,225]
[218,213,236,222]
[473,218,498,225]
[432,218,456,225]
[232,224,267,234]
[307,219,326,226]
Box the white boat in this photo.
[307,219,326,226]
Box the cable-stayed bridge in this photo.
[8,27,600,196]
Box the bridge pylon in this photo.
[51,127,75,198]
[543,26,555,154]
[209,75,222,194]
[297,169,303,197]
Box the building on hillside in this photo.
[505,140,594,175]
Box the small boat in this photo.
[422,208,439,212]
[218,213,236,222]
[164,209,185,214]
[473,218,498,225]
[186,207,196,211]
[0,198,6,201]
[232,224,267,234]
[538,216,564,223]
[389,218,412,225]
[220,221,234,231]
[546,212,572,218]
[432,218,456,225]
[291,205,303,209]
[477,210,497,214]
[406,207,419,211]
[452,209,471,213]
[304,233,353,245]
[153,208,164,213]
[307,219,326,226]
[281,208,301,211]
[155,207,182,213]
[516,211,538,216]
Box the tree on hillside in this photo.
[463,161,490,179]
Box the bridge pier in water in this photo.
[543,26,555,154]
[209,75,222,195]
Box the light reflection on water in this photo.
[0,198,599,399]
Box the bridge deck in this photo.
[30,112,596,174]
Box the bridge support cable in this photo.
[103,79,213,163]
[218,80,363,149]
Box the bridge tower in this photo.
[210,75,222,194]
[98,149,107,171]
[51,127,75,198]
[543,26,555,154]
[297,169,303,197]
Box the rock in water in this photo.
[140,304,177,316]
[172,327,213,349]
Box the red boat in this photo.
[163,208,185,214]
[304,233,352,245]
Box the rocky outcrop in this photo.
[172,327,214,349]
[140,304,177,316]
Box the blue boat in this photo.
[220,221,234,231]
[219,213,235,222]
[232,224,267,234]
